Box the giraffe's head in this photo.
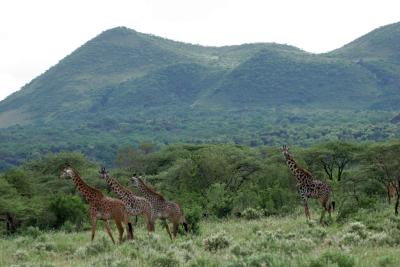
[130,174,141,187]
[282,145,292,160]
[60,166,75,179]
[99,167,108,179]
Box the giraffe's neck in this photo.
[104,174,131,199]
[136,181,151,198]
[72,172,102,203]
[285,157,312,184]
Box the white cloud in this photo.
[0,0,399,100]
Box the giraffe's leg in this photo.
[90,214,97,242]
[172,222,179,238]
[319,208,326,224]
[103,220,116,244]
[327,200,333,219]
[115,218,124,243]
[123,214,133,240]
[162,219,173,240]
[303,200,310,220]
[144,212,155,233]
[148,220,155,233]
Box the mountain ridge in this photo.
[0,22,400,170]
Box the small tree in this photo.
[303,141,357,181]
[360,143,400,215]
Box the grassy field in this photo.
[1,206,400,267]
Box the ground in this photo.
[1,206,399,267]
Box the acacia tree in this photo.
[360,143,400,214]
[303,141,357,181]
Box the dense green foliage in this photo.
[1,23,400,169]
[1,140,400,235]
[0,108,399,170]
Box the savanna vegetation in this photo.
[1,140,400,266]
[1,21,400,267]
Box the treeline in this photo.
[0,108,399,171]
[1,140,399,234]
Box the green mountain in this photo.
[0,23,400,169]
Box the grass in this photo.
[1,207,400,267]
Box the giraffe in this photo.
[131,175,188,240]
[60,166,133,243]
[387,181,398,204]
[282,145,335,223]
[99,167,155,234]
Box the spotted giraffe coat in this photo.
[99,168,155,231]
[282,145,333,207]
[131,176,186,224]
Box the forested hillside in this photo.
[1,23,400,170]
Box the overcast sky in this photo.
[1,0,399,101]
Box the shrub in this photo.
[242,208,263,220]
[184,205,202,235]
[347,222,368,239]
[310,250,355,267]
[243,253,288,267]
[302,226,327,241]
[60,221,77,233]
[48,194,87,229]
[205,183,232,218]
[13,249,28,261]
[231,244,251,257]
[367,232,393,246]
[189,258,219,267]
[337,199,359,222]
[204,231,230,252]
[340,232,362,246]
[151,254,180,267]
[377,255,396,267]
[22,226,42,238]
[34,241,57,252]
[74,236,111,257]
[179,240,194,252]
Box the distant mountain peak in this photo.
[330,21,400,61]
[1,22,400,129]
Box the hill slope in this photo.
[0,23,400,169]
[2,23,400,127]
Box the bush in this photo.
[337,200,359,222]
[231,244,252,257]
[347,222,368,239]
[74,236,111,257]
[184,205,202,235]
[377,255,397,267]
[22,226,42,238]
[302,226,327,241]
[367,232,393,246]
[189,258,219,267]
[60,221,77,233]
[48,194,87,229]
[34,241,56,252]
[151,253,180,267]
[339,221,370,246]
[205,183,232,218]
[204,231,230,252]
[340,232,362,246]
[13,249,28,262]
[310,250,355,267]
[242,208,263,220]
[243,253,288,267]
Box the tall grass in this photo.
[1,205,399,267]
